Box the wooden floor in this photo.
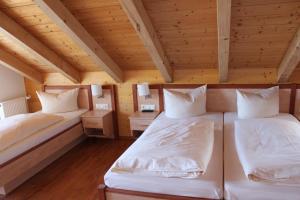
[0,138,133,200]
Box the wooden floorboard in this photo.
[0,138,133,200]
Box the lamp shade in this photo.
[91,84,103,97]
[137,83,150,96]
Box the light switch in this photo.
[140,104,155,111]
[96,103,109,110]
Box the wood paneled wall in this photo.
[25,69,300,136]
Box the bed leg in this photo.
[98,184,106,200]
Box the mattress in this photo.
[105,112,224,199]
[0,109,88,165]
[224,112,300,200]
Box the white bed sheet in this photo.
[224,112,300,200]
[105,112,224,199]
[0,109,88,165]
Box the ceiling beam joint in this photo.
[277,27,300,82]
[0,10,81,83]
[34,0,123,83]
[120,0,173,82]
[0,49,43,83]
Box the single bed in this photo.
[224,112,300,200]
[0,85,94,195]
[101,84,225,200]
[104,112,223,199]
[0,84,118,195]
[0,108,88,165]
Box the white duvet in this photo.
[0,112,64,152]
[111,113,214,178]
[235,118,300,184]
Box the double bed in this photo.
[100,84,300,200]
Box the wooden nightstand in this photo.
[81,110,114,138]
[129,111,159,138]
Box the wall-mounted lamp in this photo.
[91,84,103,98]
[137,83,151,99]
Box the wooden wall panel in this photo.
[25,69,300,136]
[142,0,218,69]
[289,69,300,82]
[25,78,44,112]
[230,0,300,69]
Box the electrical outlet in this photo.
[140,104,155,111]
[95,103,109,110]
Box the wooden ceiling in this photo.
[230,0,300,69]
[0,0,299,83]
[62,0,154,71]
[0,0,154,73]
[143,0,218,70]
[0,1,97,73]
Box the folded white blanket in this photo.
[0,112,64,151]
[235,118,300,184]
[111,113,214,178]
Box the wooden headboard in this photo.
[43,85,93,110]
[44,84,119,136]
[133,84,298,114]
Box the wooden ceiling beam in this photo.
[34,0,123,83]
[277,27,300,82]
[0,10,81,83]
[217,0,231,82]
[0,49,43,83]
[119,0,173,82]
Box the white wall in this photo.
[0,65,26,102]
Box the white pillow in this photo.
[164,85,206,118]
[236,86,279,119]
[36,88,79,113]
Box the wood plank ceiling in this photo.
[0,0,299,83]
[143,0,218,70]
[35,0,124,82]
[230,0,300,69]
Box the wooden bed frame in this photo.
[132,84,297,114]
[99,83,299,200]
[0,84,118,195]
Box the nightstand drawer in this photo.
[82,118,103,128]
[130,119,152,131]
